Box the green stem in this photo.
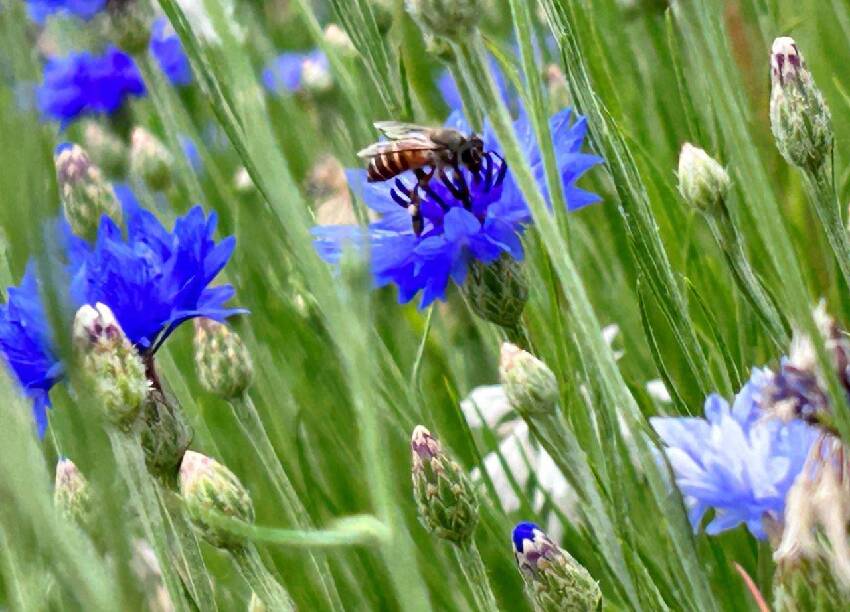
[108,430,191,612]
[453,540,499,612]
[231,545,295,612]
[802,162,850,294]
[228,394,344,611]
[447,60,483,133]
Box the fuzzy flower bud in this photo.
[323,24,356,57]
[461,255,528,328]
[140,388,193,480]
[54,458,93,529]
[106,0,155,55]
[513,522,602,612]
[179,450,254,550]
[499,343,559,417]
[301,55,333,94]
[130,127,173,192]
[193,318,254,399]
[770,37,833,172]
[131,540,174,612]
[405,0,481,41]
[677,143,730,217]
[73,303,150,429]
[410,425,479,543]
[55,143,121,241]
[82,122,128,178]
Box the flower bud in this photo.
[105,0,155,56]
[513,522,601,612]
[770,37,832,172]
[130,127,173,192]
[677,143,730,217]
[55,143,121,241]
[323,24,356,57]
[82,122,128,178]
[193,318,254,399]
[405,0,480,41]
[461,255,528,329]
[54,458,93,529]
[73,303,150,429]
[131,539,174,612]
[499,343,558,417]
[179,450,254,550]
[301,54,333,94]
[140,388,193,480]
[410,425,479,543]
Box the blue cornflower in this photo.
[261,50,330,95]
[651,368,818,539]
[26,0,105,23]
[150,17,192,87]
[312,109,602,308]
[0,266,63,436]
[68,185,243,353]
[438,56,514,114]
[37,46,145,126]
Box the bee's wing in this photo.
[356,138,440,159]
[373,121,435,143]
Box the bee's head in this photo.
[461,134,485,172]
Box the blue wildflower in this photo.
[512,521,541,553]
[150,17,192,87]
[312,108,602,308]
[68,185,244,353]
[261,50,329,95]
[438,55,514,115]
[26,0,105,23]
[37,46,145,126]
[651,368,818,539]
[0,266,63,436]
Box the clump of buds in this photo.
[55,143,121,241]
[73,303,150,429]
[461,255,529,329]
[677,143,730,217]
[512,522,601,611]
[769,37,833,172]
[130,127,173,192]
[193,318,254,400]
[54,458,93,529]
[405,0,481,42]
[410,425,479,543]
[500,343,559,417]
[179,450,254,550]
[140,388,193,481]
[82,121,128,178]
[105,0,154,56]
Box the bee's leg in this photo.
[409,172,427,236]
[439,166,472,210]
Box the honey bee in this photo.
[357,122,485,235]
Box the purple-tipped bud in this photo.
[499,343,558,417]
[55,143,120,240]
[54,458,93,528]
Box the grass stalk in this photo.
[231,545,296,612]
[452,540,500,612]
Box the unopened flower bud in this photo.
[461,255,528,328]
[233,166,255,193]
[140,388,193,481]
[405,0,480,41]
[179,450,254,550]
[105,0,154,55]
[677,143,730,217]
[131,539,174,612]
[770,37,832,172]
[323,24,356,56]
[55,143,121,241]
[499,343,558,417]
[513,522,601,612]
[410,425,478,543]
[82,121,128,178]
[194,318,254,399]
[73,303,150,429]
[301,54,333,94]
[54,458,93,528]
[130,127,173,192]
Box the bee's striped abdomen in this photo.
[367,147,431,182]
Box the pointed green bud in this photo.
[500,343,558,417]
[140,388,193,481]
[55,143,121,241]
[179,450,255,550]
[770,37,833,172]
[73,303,150,429]
[461,255,528,328]
[54,458,93,529]
[130,127,173,192]
[82,121,128,178]
[513,522,602,612]
[105,0,154,55]
[410,425,479,543]
[193,318,254,399]
[405,0,480,41]
[677,143,730,217]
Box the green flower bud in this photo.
[677,143,730,217]
[73,303,150,429]
[499,343,558,417]
[130,539,174,612]
[513,522,602,612]
[405,0,481,41]
[82,121,128,178]
[770,37,833,172]
[54,458,93,529]
[140,388,193,481]
[410,425,479,543]
[55,143,121,241]
[105,0,154,55]
[461,255,528,329]
[179,450,254,550]
[130,127,173,192]
[193,318,254,399]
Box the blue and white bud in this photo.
[55,143,121,241]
